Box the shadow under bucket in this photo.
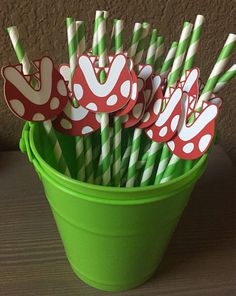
[20,122,207,292]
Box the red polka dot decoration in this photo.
[72,54,133,113]
[2,57,68,121]
[137,75,163,129]
[166,93,219,160]
[53,100,101,136]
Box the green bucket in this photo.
[20,122,207,292]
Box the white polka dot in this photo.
[142,112,150,122]
[122,115,129,123]
[159,126,168,137]
[73,84,83,101]
[168,141,175,151]
[32,113,45,121]
[171,115,180,132]
[153,100,162,115]
[86,103,98,111]
[95,113,101,123]
[132,103,143,119]
[107,95,118,106]
[60,118,72,129]
[50,97,60,110]
[183,143,194,154]
[138,78,144,92]
[131,82,137,100]
[82,126,93,134]
[10,99,25,116]
[57,80,67,96]
[120,81,130,98]
[146,129,153,139]
[199,134,212,152]
[76,106,89,120]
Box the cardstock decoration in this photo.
[167,92,219,160]
[114,68,139,116]
[72,54,133,112]
[2,56,68,121]
[53,100,100,136]
[145,87,183,142]
[138,64,154,104]
[137,75,163,128]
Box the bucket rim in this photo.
[27,122,208,194]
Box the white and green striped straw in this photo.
[7,26,71,177]
[134,22,150,65]
[182,15,205,74]
[97,14,111,186]
[75,20,94,183]
[159,41,178,78]
[146,29,157,65]
[141,22,192,186]
[197,33,236,106]
[112,20,124,186]
[109,19,117,53]
[161,33,236,184]
[127,22,143,58]
[154,36,164,73]
[213,64,236,92]
[92,10,103,55]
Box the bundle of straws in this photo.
[5,11,236,187]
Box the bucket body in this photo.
[20,122,207,292]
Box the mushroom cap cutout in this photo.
[56,63,100,136]
[145,87,183,142]
[137,64,154,105]
[137,75,163,128]
[167,92,219,160]
[53,100,101,136]
[2,56,68,121]
[72,54,133,113]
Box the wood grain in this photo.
[0,146,235,296]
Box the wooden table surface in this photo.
[0,146,235,296]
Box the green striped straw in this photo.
[125,22,150,187]
[141,22,193,186]
[75,20,94,183]
[154,36,164,73]
[7,26,71,177]
[213,64,236,92]
[182,15,205,75]
[197,33,236,106]
[112,20,124,186]
[161,33,236,184]
[92,10,103,55]
[127,23,143,58]
[97,14,111,186]
[134,22,150,65]
[109,19,117,53]
[145,29,158,65]
[159,41,178,78]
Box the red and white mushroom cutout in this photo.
[167,92,219,160]
[2,56,68,121]
[53,63,100,136]
[72,54,133,113]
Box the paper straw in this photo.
[92,10,103,55]
[109,19,117,53]
[146,29,157,65]
[141,22,192,186]
[182,15,205,74]
[197,33,236,106]
[161,34,236,184]
[75,21,94,183]
[126,23,151,187]
[134,22,150,65]
[97,14,111,186]
[213,64,236,92]
[159,41,178,78]
[154,36,164,73]
[7,26,71,177]
[112,20,124,186]
[127,23,143,58]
